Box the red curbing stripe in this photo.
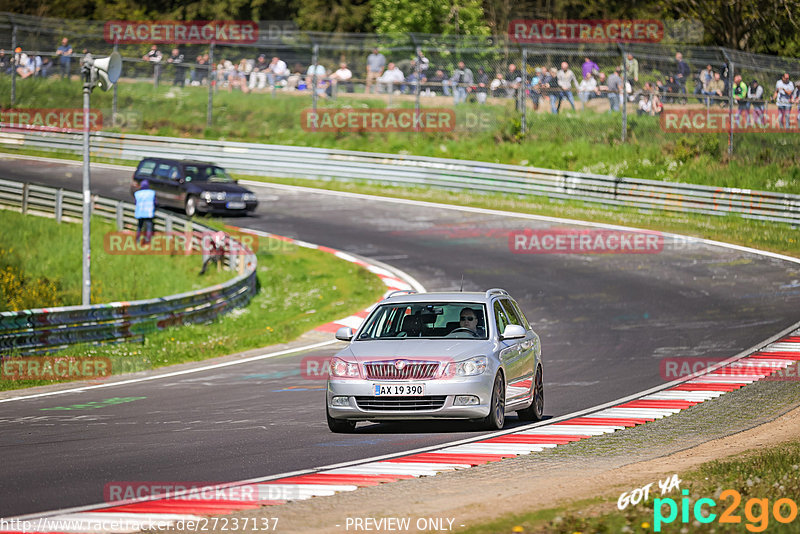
[670,383,745,391]
[776,336,800,342]
[620,400,698,409]
[482,435,585,445]
[98,500,266,514]
[750,352,800,359]
[558,417,650,426]
[317,246,339,255]
[708,368,773,376]
[268,474,412,485]
[315,322,343,333]
[384,453,513,464]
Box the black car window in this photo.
[154,163,176,179]
[137,160,156,177]
[509,299,532,330]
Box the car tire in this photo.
[481,372,505,430]
[185,195,198,217]
[327,404,356,433]
[517,365,544,421]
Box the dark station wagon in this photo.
[130,158,259,217]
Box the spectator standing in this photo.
[541,67,558,111]
[747,80,764,127]
[365,48,385,94]
[267,56,289,87]
[675,52,690,101]
[732,74,748,125]
[624,53,639,86]
[528,67,542,110]
[773,73,793,128]
[475,67,489,104]
[695,64,713,103]
[553,62,579,113]
[134,180,156,246]
[427,68,447,96]
[56,37,72,79]
[451,61,473,104]
[581,57,599,79]
[142,45,163,85]
[167,48,185,87]
[191,53,209,85]
[606,67,623,112]
[378,62,404,94]
[504,63,522,98]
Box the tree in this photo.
[294,0,372,32]
[371,0,490,36]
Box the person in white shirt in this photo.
[267,56,288,87]
[378,62,404,94]
[328,62,353,96]
[305,62,327,95]
[578,72,599,107]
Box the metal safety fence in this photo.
[2,130,798,226]
[0,178,258,354]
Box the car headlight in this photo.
[330,357,361,378]
[445,356,488,377]
[202,191,226,201]
[242,193,257,202]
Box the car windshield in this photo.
[357,302,488,340]
[184,165,234,183]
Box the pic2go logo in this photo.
[654,489,799,532]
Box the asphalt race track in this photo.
[1,155,799,517]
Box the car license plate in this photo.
[373,384,425,396]
[226,201,246,209]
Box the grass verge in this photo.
[458,440,800,533]
[1,215,387,391]
[2,77,800,193]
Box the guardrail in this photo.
[0,178,258,355]
[2,130,799,226]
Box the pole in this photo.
[81,59,92,306]
[721,48,734,156]
[207,43,214,127]
[620,45,627,143]
[521,47,527,135]
[415,48,421,116]
[312,44,319,115]
[11,24,17,106]
[112,44,118,121]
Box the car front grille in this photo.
[355,396,447,411]
[364,361,439,380]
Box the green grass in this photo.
[459,441,800,533]
[1,230,386,391]
[2,77,800,194]
[0,209,231,309]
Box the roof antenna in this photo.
[459,274,464,292]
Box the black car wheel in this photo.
[517,365,544,421]
[481,372,505,430]
[185,195,198,217]
[327,403,356,433]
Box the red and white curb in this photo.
[5,330,799,533]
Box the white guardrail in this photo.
[2,130,799,226]
[0,178,258,355]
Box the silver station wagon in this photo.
[326,289,544,432]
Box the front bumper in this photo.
[200,198,258,213]
[326,373,495,421]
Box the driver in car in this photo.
[457,307,483,336]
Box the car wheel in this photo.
[481,372,505,430]
[185,195,198,217]
[517,366,544,421]
[327,403,356,433]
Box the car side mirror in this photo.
[500,324,526,341]
[335,327,354,341]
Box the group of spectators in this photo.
[0,38,74,79]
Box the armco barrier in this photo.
[1,130,799,225]
[0,178,257,355]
